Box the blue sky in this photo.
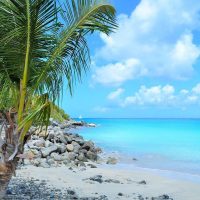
[62,0,200,118]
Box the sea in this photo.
[74,118,200,176]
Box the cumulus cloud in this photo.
[122,85,176,107]
[120,83,200,107]
[107,88,124,100]
[92,59,146,86]
[93,0,200,85]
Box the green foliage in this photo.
[51,104,70,122]
[0,0,117,144]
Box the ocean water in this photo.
[75,118,200,175]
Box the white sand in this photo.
[15,164,200,200]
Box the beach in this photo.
[6,164,200,200]
[3,119,200,199]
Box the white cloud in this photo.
[92,59,147,86]
[122,85,176,107]
[93,106,109,113]
[120,83,200,107]
[93,0,200,84]
[107,88,124,100]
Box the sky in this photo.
[62,0,200,118]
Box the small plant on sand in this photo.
[0,0,117,197]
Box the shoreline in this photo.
[4,119,200,199]
[7,163,200,200]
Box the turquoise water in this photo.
[75,118,200,175]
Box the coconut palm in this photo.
[0,0,117,197]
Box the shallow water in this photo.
[75,118,200,175]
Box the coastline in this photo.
[4,119,200,199]
[8,163,200,200]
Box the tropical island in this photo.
[1,0,200,200]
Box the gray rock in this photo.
[138,180,147,185]
[50,152,65,161]
[89,175,103,183]
[40,159,50,168]
[104,179,120,184]
[77,153,87,162]
[30,149,41,158]
[87,163,97,168]
[31,159,41,167]
[56,143,67,154]
[106,157,118,165]
[68,152,77,161]
[66,144,74,152]
[45,140,53,148]
[82,141,94,151]
[34,138,45,148]
[86,151,97,161]
[71,141,80,153]
[41,145,58,157]
[47,158,55,165]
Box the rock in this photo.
[47,158,55,165]
[118,193,123,196]
[106,157,118,165]
[86,151,97,161]
[40,159,50,168]
[56,143,67,154]
[45,140,53,148]
[68,152,77,161]
[155,194,171,200]
[47,131,55,141]
[50,153,64,161]
[71,141,80,153]
[104,179,120,184]
[87,164,97,168]
[31,159,41,167]
[89,175,103,183]
[64,135,72,143]
[36,130,49,138]
[41,145,58,157]
[56,132,68,144]
[29,149,41,158]
[34,138,45,148]
[66,144,74,152]
[138,180,147,185]
[82,141,94,151]
[51,120,59,127]
[78,161,86,167]
[77,153,87,162]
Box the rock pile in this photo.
[23,121,101,168]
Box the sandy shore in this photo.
[10,163,200,200]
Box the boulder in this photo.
[68,152,77,161]
[86,151,97,161]
[34,138,45,148]
[51,153,65,161]
[47,158,55,165]
[30,149,41,158]
[81,141,94,151]
[31,159,41,167]
[45,140,53,148]
[71,141,80,153]
[77,153,87,162]
[39,159,50,168]
[56,143,67,154]
[41,145,58,157]
[106,157,118,165]
[66,144,74,152]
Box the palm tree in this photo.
[0,0,117,197]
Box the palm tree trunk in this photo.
[0,161,17,198]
